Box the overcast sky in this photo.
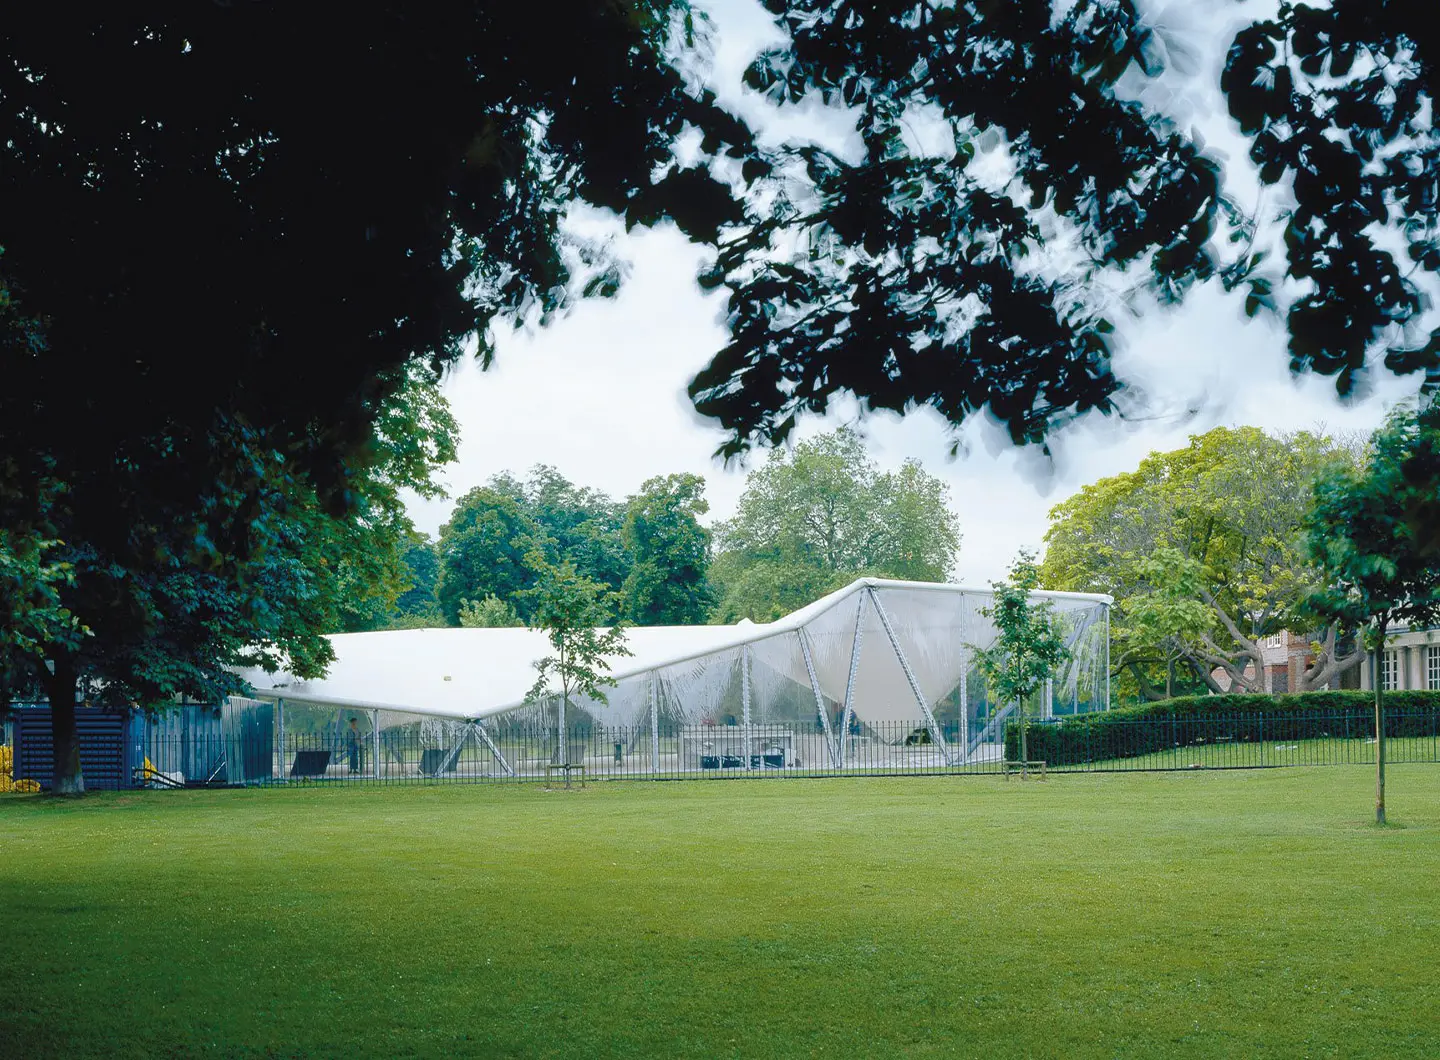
[405,0,1426,585]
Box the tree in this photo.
[437,468,634,625]
[437,488,543,626]
[331,372,459,633]
[712,429,960,620]
[972,551,1072,777]
[8,2,1437,543]
[1225,4,1440,394]
[1126,551,1219,700]
[1042,427,1361,701]
[389,535,445,628]
[522,467,630,598]
[521,552,632,770]
[1305,403,1440,825]
[685,1,1439,457]
[1,3,757,544]
[1,3,752,789]
[621,474,715,625]
[3,368,456,794]
[458,595,525,629]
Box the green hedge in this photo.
[1004,691,1440,766]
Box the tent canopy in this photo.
[234,578,1111,722]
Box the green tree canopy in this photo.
[390,535,445,628]
[438,467,722,627]
[622,474,715,626]
[1042,426,1361,701]
[437,488,543,626]
[458,595,525,629]
[3,367,456,793]
[1305,401,1440,824]
[1,2,756,546]
[712,429,960,621]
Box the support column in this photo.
[799,629,840,768]
[472,720,515,777]
[1043,678,1053,721]
[371,709,381,780]
[649,673,660,775]
[839,593,866,765]
[1104,608,1112,710]
[741,645,752,770]
[276,698,287,783]
[440,725,469,773]
[869,589,951,764]
[958,667,969,763]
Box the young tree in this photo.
[1305,403,1440,826]
[712,429,960,620]
[521,552,632,770]
[621,474,715,626]
[973,552,1072,778]
[458,595,524,629]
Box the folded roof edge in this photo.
[237,577,1110,720]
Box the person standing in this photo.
[346,717,363,774]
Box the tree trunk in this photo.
[1018,700,1028,780]
[1296,626,1365,692]
[44,661,85,796]
[1373,623,1387,826]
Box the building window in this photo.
[1381,650,1401,691]
[1429,646,1440,691]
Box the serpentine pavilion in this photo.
[215,578,1111,784]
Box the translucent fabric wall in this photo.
[217,584,1108,782]
[493,583,1108,775]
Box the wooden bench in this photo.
[1001,759,1047,780]
[543,763,587,789]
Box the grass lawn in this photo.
[1073,735,1440,772]
[4,768,1440,1059]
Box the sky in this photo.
[404,0,1427,585]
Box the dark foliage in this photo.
[690,0,1439,455]
[690,0,1224,454]
[1224,1,1440,392]
[0,1,755,543]
[1007,690,1440,765]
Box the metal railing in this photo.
[113,708,1440,789]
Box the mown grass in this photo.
[4,767,1440,1059]
[1073,735,1440,772]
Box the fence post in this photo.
[649,673,660,777]
[741,645,752,771]
[276,698,287,784]
[371,709,380,782]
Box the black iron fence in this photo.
[96,708,1440,790]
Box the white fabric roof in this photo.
[234,578,1110,721]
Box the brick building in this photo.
[1211,629,1363,693]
